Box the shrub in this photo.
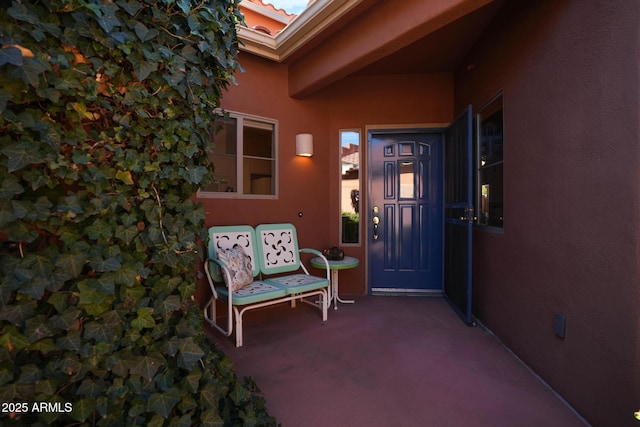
[0,0,275,424]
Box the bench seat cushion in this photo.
[216,281,287,305]
[264,274,329,294]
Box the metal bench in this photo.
[204,223,330,347]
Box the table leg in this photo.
[331,269,354,310]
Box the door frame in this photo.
[364,123,449,295]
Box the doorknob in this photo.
[372,207,380,240]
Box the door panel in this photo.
[444,106,474,325]
[368,131,443,293]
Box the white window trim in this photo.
[197,109,279,199]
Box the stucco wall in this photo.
[454,2,640,425]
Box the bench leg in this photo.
[234,306,243,347]
[322,289,328,322]
[204,297,234,338]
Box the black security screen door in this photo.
[444,105,474,325]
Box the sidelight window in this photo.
[340,129,361,245]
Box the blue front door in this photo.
[368,130,443,294]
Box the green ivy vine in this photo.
[0,0,275,425]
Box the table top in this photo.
[310,256,359,270]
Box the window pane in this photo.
[479,100,503,167]
[341,130,360,244]
[479,163,503,227]
[243,120,274,195]
[244,121,273,158]
[399,161,415,199]
[476,94,504,228]
[202,117,237,192]
[243,158,274,195]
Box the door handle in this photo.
[372,213,380,240]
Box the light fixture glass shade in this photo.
[296,133,313,157]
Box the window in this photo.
[199,111,277,197]
[476,93,503,228]
[340,130,361,245]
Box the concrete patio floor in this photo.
[207,296,589,427]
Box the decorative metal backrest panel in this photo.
[255,224,301,275]
[208,226,259,279]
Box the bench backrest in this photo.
[255,223,301,275]
[207,225,260,282]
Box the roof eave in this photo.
[238,0,368,62]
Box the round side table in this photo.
[310,256,359,310]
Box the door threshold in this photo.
[371,288,443,297]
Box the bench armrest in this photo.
[299,248,330,281]
[204,258,232,298]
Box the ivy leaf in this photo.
[86,218,113,240]
[7,2,38,24]
[96,3,121,33]
[147,387,181,418]
[23,253,53,279]
[0,200,17,227]
[0,175,24,198]
[115,170,134,185]
[55,252,87,279]
[115,225,138,245]
[49,307,82,331]
[72,149,91,165]
[0,300,37,325]
[46,292,68,313]
[0,368,14,387]
[177,337,204,370]
[1,142,44,172]
[70,397,96,422]
[70,102,94,120]
[129,51,158,81]
[24,315,54,343]
[89,257,121,272]
[105,352,129,378]
[181,371,202,394]
[118,0,144,16]
[134,22,158,42]
[129,354,165,381]
[77,280,116,315]
[19,276,50,299]
[131,307,155,330]
[0,325,30,352]
[181,165,208,184]
[56,330,82,352]
[77,379,105,398]
[110,263,138,285]
[84,321,112,344]
[6,222,39,242]
[200,408,225,426]
[11,199,34,219]
[15,56,50,88]
[0,46,23,66]
[155,294,181,317]
[18,364,41,383]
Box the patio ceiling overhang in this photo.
[238,0,505,98]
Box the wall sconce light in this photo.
[296,133,313,157]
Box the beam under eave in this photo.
[287,0,496,98]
